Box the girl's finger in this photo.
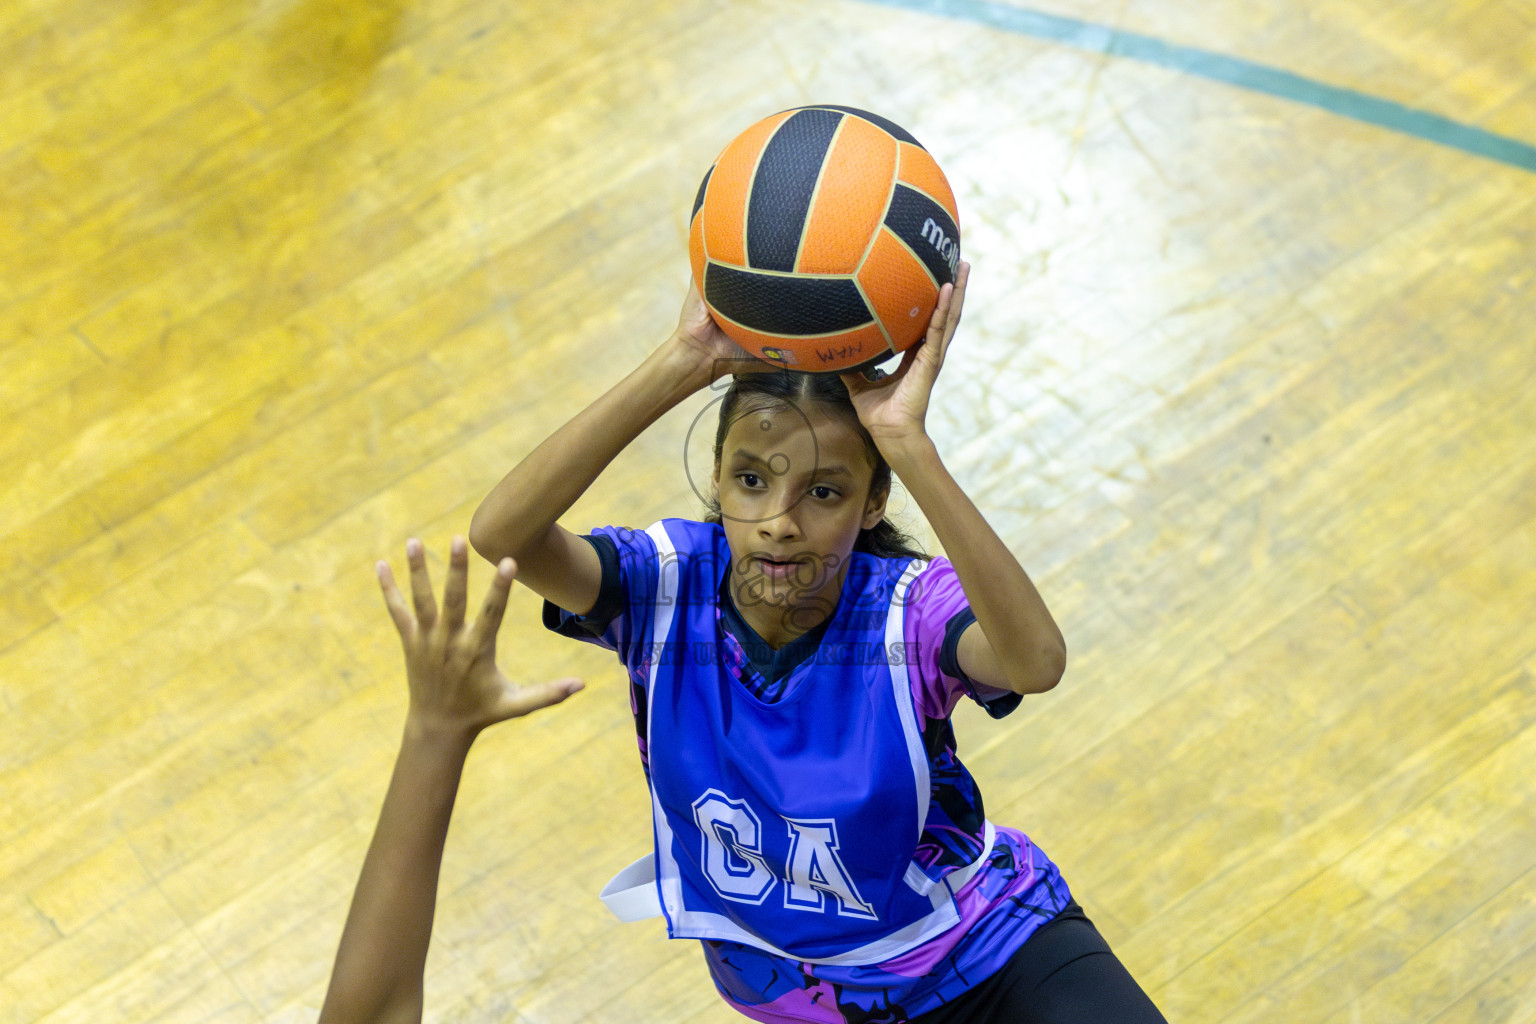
[471,557,517,655]
[376,561,415,640]
[840,345,917,397]
[838,366,874,396]
[940,264,969,346]
[928,264,968,365]
[442,536,469,634]
[890,342,922,382]
[926,282,954,341]
[406,538,438,630]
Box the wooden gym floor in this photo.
[3,1,1534,1021]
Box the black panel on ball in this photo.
[746,108,843,272]
[799,104,923,149]
[884,185,960,287]
[691,165,713,223]
[705,264,872,336]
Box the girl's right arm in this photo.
[469,284,748,616]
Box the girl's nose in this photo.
[758,498,801,541]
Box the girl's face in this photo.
[712,401,887,644]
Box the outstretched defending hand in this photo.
[320,538,583,1024]
[378,536,584,738]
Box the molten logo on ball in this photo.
[920,218,960,277]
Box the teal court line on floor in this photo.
[856,0,1536,174]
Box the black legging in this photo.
[912,902,1168,1024]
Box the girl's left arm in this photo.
[883,437,1066,695]
[842,262,1065,696]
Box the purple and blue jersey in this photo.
[544,519,1071,1022]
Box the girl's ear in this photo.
[862,479,890,531]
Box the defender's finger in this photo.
[471,557,517,654]
[442,536,470,634]
[376,561,415,640]
[406,538,438,629]
[499,677,585,720]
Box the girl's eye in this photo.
[733,474,835,499]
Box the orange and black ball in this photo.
[689,105,960,375]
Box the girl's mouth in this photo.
[756,557,802,581]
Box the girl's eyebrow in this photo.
[729,450,851,478]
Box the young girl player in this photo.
[470,264,1166,1023]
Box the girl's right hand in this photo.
[671,281,757,384]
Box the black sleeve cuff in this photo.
[939,608,1022,720]
[540,534,624,639]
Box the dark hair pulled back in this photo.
[702,370,926,561]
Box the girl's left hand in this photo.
[839,260,969,446]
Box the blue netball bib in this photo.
[603,520,993,965]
